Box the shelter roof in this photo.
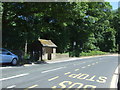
[38,39,57,48]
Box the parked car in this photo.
[0,48,19,65]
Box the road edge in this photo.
[47,54,118,64]
[110,65,119,88]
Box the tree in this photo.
[2,2,117,59]
[112,7,120,53]
[0,2,3,48]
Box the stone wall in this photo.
[55,53,69,59]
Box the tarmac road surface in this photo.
[1,55,119,89]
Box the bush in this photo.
[23,54,30,60]
[69,50,80,57]
[80,51,107,56]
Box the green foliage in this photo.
[80,50,107,56]
[112,7,120,52]
[2,2,118,58]
[23,54,30,60]
[0,2,3,21]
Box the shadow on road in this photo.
[0,61,48,68]
[0,63,23,67]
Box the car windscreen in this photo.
[0,49,9,54]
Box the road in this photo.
[1,55,119,89]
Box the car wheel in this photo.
[11,58,17,65]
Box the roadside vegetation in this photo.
[1,1,119,60]
[80,51,107,56]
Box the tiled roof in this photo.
[38,39,57,48]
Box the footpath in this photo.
[46,53,118,64]
[24,53,118,66]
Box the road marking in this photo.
[28,85,38,88]
[0,73,29,81]
[82,66,86,68]
[74,64,79,66]
[110,66,119,88]
[92,63,95,65]
[114,66,119,74]
[87,65,91,66]
[57,80,97,88]
[74,62,86,66]
[7,85,16,88]
[64,72,71,75]
[0,67,14,70]
[41,67,66,73]
[96,62,98,63]
[47,56,103,64]
[51,86,57,88]
[75,69,79,71]
[23,64,31,66]
[48,76,59,81]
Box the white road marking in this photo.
[0,66,24,70]
[0,67,13,70]
[82,66,86,68]
[23,64,32,66]
[7,85,16,88]
[41,67,66,73]
[110,66,119,88]
[87,65,91,66]
[114,66,119,74]
[0,73,29,81]
[96,62,98,63]
[74,64,81,66]
[75,69,79,71]
[74,62,86,66]
[28,85,38,88]
[92,63,95,65]
[23,63,35,67]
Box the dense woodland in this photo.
[1,2,120,57]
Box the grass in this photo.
[80,51,108,56]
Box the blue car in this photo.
[0,48,19,65]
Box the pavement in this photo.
[23,54,118,66]
[1,54,119,89]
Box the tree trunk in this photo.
[25,40,28,56]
